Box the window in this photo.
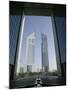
[10,1,66,88]
[15,15,62,77]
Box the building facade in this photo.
[26,32,36,72]
[41,33,49,73]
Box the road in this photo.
[12,75,66,88]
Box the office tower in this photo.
[41,33,49,73]
[27,65,32,73]
[20,66,24,73]
[26,32,36,72]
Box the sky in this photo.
[17,15,58,72]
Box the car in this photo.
[35,78,42,87]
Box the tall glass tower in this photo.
[41,33,49,73]
[26,32,36,72]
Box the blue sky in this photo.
[19,15,57,71]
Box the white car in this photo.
[35,78,42,87]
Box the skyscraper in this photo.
[41,33,49,72]
[26,32,36,72]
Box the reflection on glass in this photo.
[16,16,61,78]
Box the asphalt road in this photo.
[12,75,66,88]
[13,76,36,88]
